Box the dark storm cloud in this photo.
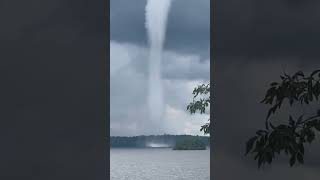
[0,0,107,179]
[110,0,147,44]
[111,0,210,57]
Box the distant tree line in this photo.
[110,134,210,148]
[173,137,207,150]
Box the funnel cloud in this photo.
[145,0,172,132]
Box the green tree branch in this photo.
[187,83,211,134]
[245,69,320,168]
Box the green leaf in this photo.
[270,122,276,130]
[245,136,258,155]
[296,115,304,125]
[289,116,295,127]
[315,122,320,132]
[258,156,264,169]
[297,153,304,164]
[298,143,304,155]
[295,71,305,77]
[290,154,296,166]
[306,129,315,143]
[311,70,320,77]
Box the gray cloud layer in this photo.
[110,0,210,136]
[111,0,210,57]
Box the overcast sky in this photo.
[110,0,210,136]
[213,0,320,179]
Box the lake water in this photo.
[110,148,210,180]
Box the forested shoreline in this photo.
[110,134,210,148]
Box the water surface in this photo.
[111,148,210,180]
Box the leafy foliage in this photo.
[187,83,211,134]
[245,70,320,168]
